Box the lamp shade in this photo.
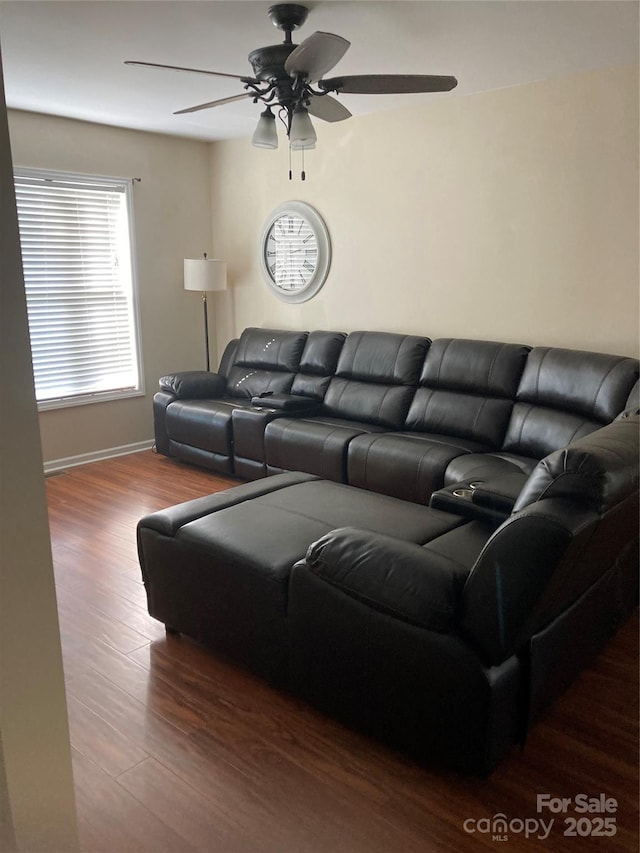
[252,107,278,149]
[184,258,227,292]
[289,107,317,148]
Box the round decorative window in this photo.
[260,201,331,303]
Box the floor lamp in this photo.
[184,255,227,371]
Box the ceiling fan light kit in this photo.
[289,106,317,148]
[126,3,458,179]
[252,106,279,149]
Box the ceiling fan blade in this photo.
[319,74,458,95]
[125,60,257,84]
[306,94,352,123]
[174,93,253,115]
[285,32,350,82]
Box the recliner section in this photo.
[265,331,430,482]
[347,339,531,502]
[155,327,310,473]
[233,330,347,479]
[445,346,640,486]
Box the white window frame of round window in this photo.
[260,201,331,303]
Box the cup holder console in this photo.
[452,488,474,500]
[452,481,485,500]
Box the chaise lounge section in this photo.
[139,326,639,772]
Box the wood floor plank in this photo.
[68,659,204,738]
[57,594,150,655]
[57,579,166,642]
[72,748,197,853]
[67,693,150,778]
[117,757,257,853]
[45,451,639,853]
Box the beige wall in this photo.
[7,110,214,464]
[210,65,639,359]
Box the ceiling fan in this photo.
[126,3,457,170]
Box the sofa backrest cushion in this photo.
[291,330,347,400]
[218,337,239,378]
[233,327,308,371]
[404,339,530,447]
[513,415,640,514]
[502,347,639,458]
[226,327,308,399]
[334,331,429,384]
[322,331,431,428]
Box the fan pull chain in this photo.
[287,143,307,181]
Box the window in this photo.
[13,168,143,409]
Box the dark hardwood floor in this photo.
[46,450,639,852]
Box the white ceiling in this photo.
[0,1,637,142]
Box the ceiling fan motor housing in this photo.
[248,43,297,81]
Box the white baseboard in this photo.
[43,440,155,475]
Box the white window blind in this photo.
[13,168,142,408]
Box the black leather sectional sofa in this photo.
[139,327,639,773]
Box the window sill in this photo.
[37,387,145,412]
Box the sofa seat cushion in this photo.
[347,432,490,504]
[444,451,539,486]
[264,416,388,482]
[179,477,468,576]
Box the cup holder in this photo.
[469,481,484,490]
[452,488,474,500]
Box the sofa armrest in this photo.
[469,472,528,514]
[159,370,226,399]
[138,471,321,538]
[304,527,463,632]
[250,393,322,413]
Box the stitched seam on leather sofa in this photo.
[534,348,548,401]
[375,386,392,426]
[435,338,454,386]
[392,341,402,385]
[591,361,619,421]
[321,426,351,478]
[514,402,531,450]
[332,378,349,415]
[414,445,441,501]
[360,434,377,489]
[470,397,489,444]
[486,344,502,395]
[565,419,590,446]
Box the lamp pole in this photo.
[202,290,211,371]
